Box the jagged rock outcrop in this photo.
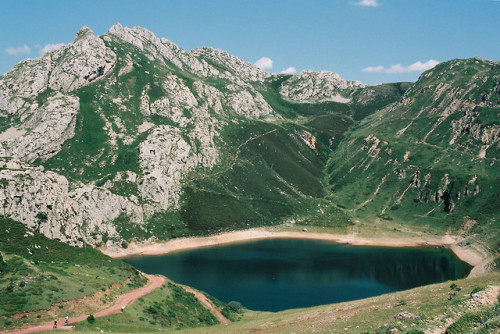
[0,93,79,162]
[0,26,115,115]
[0,26,116,163]
[191,47,270,82]
[0,159,143,246]
[138,124,218,210]
[107,23,218,78]
[280,70,364,102]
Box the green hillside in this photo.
[326,58,500,250]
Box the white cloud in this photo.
[353,0,381,7]
[255,57,273,70]
[362,59,439,74]
[280,67,297,74]
[4,45,31,56]
[39,43,65,55]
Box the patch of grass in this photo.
[73,281,220,332]
[0,217,144,319]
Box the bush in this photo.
[470,286,484,295]
[87,314,95,324]
[35,212,48,220]
[228,301,242,313]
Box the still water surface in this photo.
[124,239,471,311]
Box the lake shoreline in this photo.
[100,228,487,276]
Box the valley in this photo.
[0,23,498,333]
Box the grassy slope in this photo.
[326,58,500,251]
[73,281,220,332]
[0,217,147,330]
[46,272,499,334]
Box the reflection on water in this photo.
[124,239,471,311]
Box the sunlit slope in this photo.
[327,58,500,248]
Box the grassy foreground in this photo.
[33,272,498,334]
[0,217,147,331]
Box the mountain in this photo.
[0,24,401,247]
[327,58,500,247]
[0,24,497,254]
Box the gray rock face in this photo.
[0,25,116,162]
[0,93,79,162]
[48,26,116,92]
[191,47,270,82]
[107,23,217,78]
[0,160,143,246]
[280,70,364,102]
[0,26,115,113]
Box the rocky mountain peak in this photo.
[280,69,365,103]
[76,25,95,39]
[191,47,270,82]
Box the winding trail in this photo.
[4,274,165,334]
[181,286,230,324]
[188,128,277,182]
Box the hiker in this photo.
[121,305,125,312]
[53,320,57,329]
[65,315,69,324]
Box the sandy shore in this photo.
[100,228,487,275]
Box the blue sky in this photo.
[0,0,499,84]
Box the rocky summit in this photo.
[0,24,498,251]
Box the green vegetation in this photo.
[73,282,222,332]
[326,58,500,250]
[0,217,146,330]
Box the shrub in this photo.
[396,299,407,306]
[228,301,243,312]
[86,314,95,324]
[470,286,484,295]
[35,212,48,220]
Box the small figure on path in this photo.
[65,315,69,324]
[53,320,57,329]
[121,305,125,312]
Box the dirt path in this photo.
[181,286,230,325]
[187,128,277,182]
[5,274,165,334]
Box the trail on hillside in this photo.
[5,274,165,334]
[181,286,230,325]
[188,128,277,182]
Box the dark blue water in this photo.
[124,239,471,312]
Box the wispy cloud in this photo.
[255,57,273,70]
[352,0,381,7]
[362,59,439,74]
[4,45,31,56]
[280,67,297,74]
[39,43,65,55]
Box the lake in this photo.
[124,238,472,312]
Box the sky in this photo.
[0,0,499,85]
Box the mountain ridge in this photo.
[0,24,497,256]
